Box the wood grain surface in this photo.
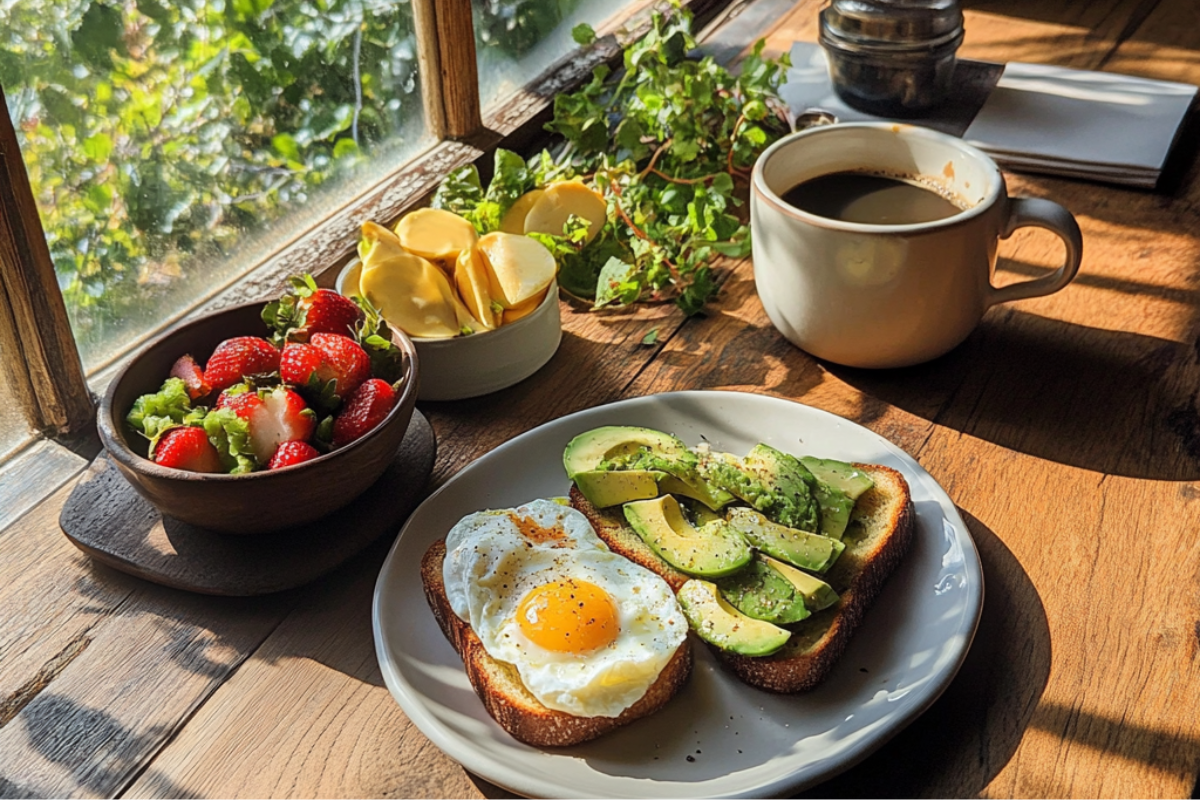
[3,0,1200,797]
[59,412,435,596]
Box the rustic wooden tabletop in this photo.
[3,0,1200,797]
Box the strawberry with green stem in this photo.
[280,333,371,410]
[262,274,363,345]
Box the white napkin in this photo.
[780,42,1198,188]
[963,62,1197,187]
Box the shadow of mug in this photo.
[798,508,1052,797]
[751,123,1082,368]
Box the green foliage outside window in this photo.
[1,0,423,366]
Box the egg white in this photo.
[443,499,606,622]
[442,500,687,718]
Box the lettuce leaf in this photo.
[126,377,205,447]
[432,149,533,235]
[431,163,484,221]
[202,407,257,474]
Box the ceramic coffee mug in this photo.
[750,123,1082,368]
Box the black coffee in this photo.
[780,171,965,225]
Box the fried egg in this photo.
[443,499,687,718]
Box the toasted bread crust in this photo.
[421,540,693,747]
[569,463,914,694]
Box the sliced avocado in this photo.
[800,456,874,501]
[758,553,839,612]
[562,426,688,479]
[572,469,665,508]
[726,507,844,573]
[699,445,820,532]
[678,579,791,656]
[658,473,734,511]
[716,557,811,624]
[680,497,723,527]
[624,495,752,578]
[812,479,853,540]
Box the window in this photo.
[473,0,641,109]
[3,0,430,373]
[0,0,724,473]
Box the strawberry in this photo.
[220,385,316,463]
[153,426,222,473]
[203,337,281,392]
[262,274,363,344]
[217,387,257,415]
[267,440,321,469]
[168,354,211,400]
[280,333,370,401]
[298,289,361,337]
[311,333,370,395]
[333,378,397,447]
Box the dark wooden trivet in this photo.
[59,410,435,596]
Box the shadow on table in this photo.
[829,308,1200,480]
[3,693,196,799]
[799,509,1050,798]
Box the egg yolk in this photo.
[517,579,620,653]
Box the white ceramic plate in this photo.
[373,391,983,798]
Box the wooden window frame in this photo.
[0,0,731,450]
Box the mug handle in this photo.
[986,197,1083,307]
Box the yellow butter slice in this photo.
[477,232,557,309]
[394,207,478,266]
[500,189,546,234]
[360,221,478,339]
[523,181,607,244]
[454,246,498,331]
[502,289,546,325]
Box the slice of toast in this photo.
[569,463,914,693]
[421,540,693,747]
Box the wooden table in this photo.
[4,0,1200,796]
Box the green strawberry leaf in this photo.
[353,295,406,383]
[314,415,335,452]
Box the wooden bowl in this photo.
[97,302,419,534]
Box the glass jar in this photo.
[819,0,965,117]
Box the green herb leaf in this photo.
[427,7,789,317]
[594,257,640,308]
[572,23,596,46]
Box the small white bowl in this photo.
[337,259,562,401]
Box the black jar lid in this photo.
[820,0,964,52]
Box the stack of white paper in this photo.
[963,63,1196,188]
[780,42,1198,188]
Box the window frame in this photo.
[0,0,732,451]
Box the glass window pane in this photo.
[3,0,431,372]
[473,0,637,109]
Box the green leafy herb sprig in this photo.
[435,7,791,316]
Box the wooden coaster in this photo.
[59,411,436,596]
